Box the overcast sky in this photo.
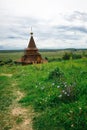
[0,0,87,50]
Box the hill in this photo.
[0,58,87,130]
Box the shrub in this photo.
[48,58,62,62]
[5,59,13,64]
[48,67,64,80]
[45,57,48,61]
[72,54,82,59]
[0,61,4,66]
[62,52,71,60]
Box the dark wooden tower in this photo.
[21,31,43,64]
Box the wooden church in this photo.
[21,31,46,65]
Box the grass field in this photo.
[0,49,87,61]
[0,50,87,130]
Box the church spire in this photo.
[27,28,37,49]
[30,27,33,36]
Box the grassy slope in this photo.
[18,59,87,130]
[0,58,87,130]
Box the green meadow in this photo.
[0,50,87,130]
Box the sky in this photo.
[0,0,87,50]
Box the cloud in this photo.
[0,14,39,40]
[64,11,87,23]
[0,7,87,49]
[0,45,4,50]
[55,25,87,34]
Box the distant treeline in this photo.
[0,48,87,53]
[0,48,87,66]
[0,50,24,53]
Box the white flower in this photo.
[57,86,60,88]
[67,113,70,115]
[65,84,67,87]
[70,110,73,113]
[62,90,65,93]
[52,83,55,86]
[64,92,67,95]
[41,86,45,90]
[64,82,67,85]
[71,124,74,127]
[58,95,62,98]
[79,107,82,110]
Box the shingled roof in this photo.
[27,32,38,50]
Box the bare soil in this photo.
[10,86,34,130]
[0,73,12,77]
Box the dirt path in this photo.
[9,83,34,130]
[0,73,13,77]
[0,73,34,130]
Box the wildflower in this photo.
[67,113,70,115]
[70,110,73,113]
[52,83,55,86]
[64,92,67,95]
[41,86,45,90]
[64,82,67,85]
[67,94,70,96]
[57,85,60,88]
[71,124,74,127]
[64,84,67,87]
[79,107,82,110]
[62,90,65,93]
[58,95,62,98]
